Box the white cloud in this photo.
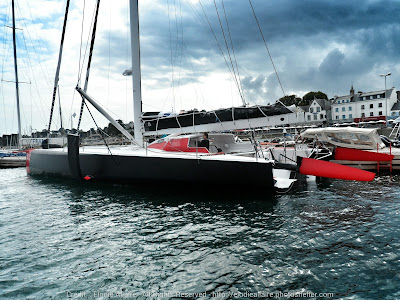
[1,0,400,136]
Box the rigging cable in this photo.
[16,0,51,90]
[77,0,101,130]
[167,0,177,112]
[213,0,245,105]
[221,0,246,106]
[19,30,48,126]
[57,85,63,129]
[24,0,53,86]
[77,0,86,86]
[48,0,70,133]
[248,0,285,97]
[68,0,86,129]
[197,0,244,105]
[82,99,117,165]
[78,1,98,85]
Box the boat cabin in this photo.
[147,133,254,154]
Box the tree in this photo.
[278,94,302,106]
[107,120,125,136]
[301,91,328,106]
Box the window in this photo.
[342,107,345,112]
[335,108,339,112]
[320,114,324,120]
[361,105,365,110]
[349,106,352,111]
[317,107,321,112]
[342,115,346,119]
[349,114,353,118]
[370,96,373,100]
[373,95,377,99]
[379,111,382,116]
[346,99,350,103]
[336,116,339,120]
[307,115,311,121]
[310,108,314,113]
[370,112,374,116]
[361,113,365,117]
[377,95,381,99]
[378,103,382,107]
[313,114,317,120]
[370,104,373,109]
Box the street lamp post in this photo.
[380,72,391,118]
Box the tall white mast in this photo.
[129,0,144,146]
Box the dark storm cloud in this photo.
[94,0,400,103]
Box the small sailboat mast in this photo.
[11,0,22,149]
[129,0,144,146]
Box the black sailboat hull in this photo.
[28,150,275,188]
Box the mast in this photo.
[129,0,144,146]
[11,0,22,149]
[48,0,70,133]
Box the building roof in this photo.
[360,89,392,98]
[332,88,394,104]
[391,102,400,111]
[298,105,309,112]
[313,98,331,110]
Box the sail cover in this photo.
[142,103,292,132]
[300,127,385,150]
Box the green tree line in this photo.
[278,91,328,107]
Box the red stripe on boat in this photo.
[26,149,33,174]
[148,137,209,153]
[334,147,394,162]
[299,157,375,181]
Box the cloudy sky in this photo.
[0,0,399,136]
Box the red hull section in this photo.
[334,147,394,162]
[26,149,34,174]
[298,157,375,182]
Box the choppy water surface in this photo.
[0,168,399,299]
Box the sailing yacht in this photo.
[27,0,375,190]
[27,0,294,190]
[0,0,26,168]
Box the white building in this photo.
[331,85,399,122]
[298,98,331,125]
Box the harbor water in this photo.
[0,168,399,299]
